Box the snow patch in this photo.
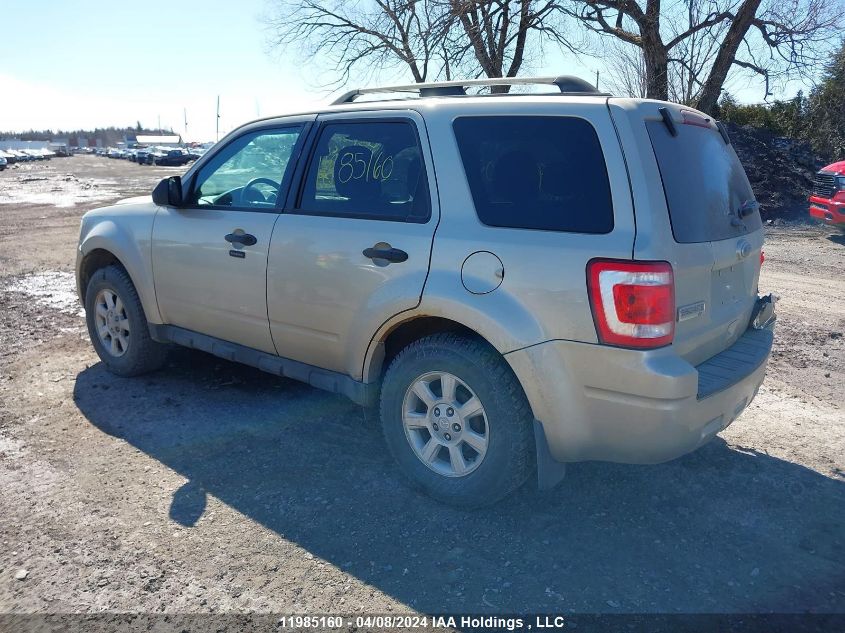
[5,271,84,316]
[0,174,121,207]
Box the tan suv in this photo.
[76,76,776,507]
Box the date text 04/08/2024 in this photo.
[277,615,568,630]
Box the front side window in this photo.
[298,121,430,222]
[453,116,614,233]
[190,127,302,209]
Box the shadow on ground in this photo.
[826,232,845,246]
[74,350,845,614]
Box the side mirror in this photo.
[152,176,184,207]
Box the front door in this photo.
[267,113,438,376]
[152,124,307,353]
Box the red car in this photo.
[809,160,845,225]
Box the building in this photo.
[133,134,182,147]
[0,140,50,151]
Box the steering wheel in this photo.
[240,177,280,205]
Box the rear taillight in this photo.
[587,259,675,349]
[760,250,765,266]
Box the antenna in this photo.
[184,108,188,139]
[216,96,220,142]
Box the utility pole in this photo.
[158,114,161,132]
[184,108,188,139]
[595,70,600,90]
[216,96,220,142]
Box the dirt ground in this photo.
[0,155,843,618]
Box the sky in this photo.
[0,0,812,142]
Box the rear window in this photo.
[298,121,430,223]
[646,120,762,243]
[453,116,614,233]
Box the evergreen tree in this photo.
[805,40,845,161]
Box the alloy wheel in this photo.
[94,288,130,357]
[402,371,489,477]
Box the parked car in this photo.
[155,148,193,167]
[133,147,152,164]
[0,150,15,165]
[146,148,167,164]
[76,76,775,507]
[809,160,845,226]
[9,150,32,162]
[0,155,6,171]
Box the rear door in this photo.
[266,111,437,377]
[613,101,763,364]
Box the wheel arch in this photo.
[365,316,482,383]
[78,248,127,297]
[363,312,535,415]
[361,287,546,386]
[77,221,161,323]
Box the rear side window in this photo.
[453,116,614,233]
[298,120,430,222]
[646,120,762,243]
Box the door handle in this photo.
[225,233,257,246]
[363,246,409,263]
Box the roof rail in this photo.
[330,75,609,105]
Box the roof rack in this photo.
[330,75,609,105]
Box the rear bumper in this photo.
[506,324,774,464]
[809,196,845,225]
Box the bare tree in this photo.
[447,1,579,91]
[603,40,648,96]
[664,0,729,104]
[564,0,842,113]
[264,0,453,85]
[265,0,582,91]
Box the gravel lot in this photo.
[0,156,843,617]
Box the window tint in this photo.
[646,120,761,243]
[453,116,613,233]
[190,127,302,209]
[298,121,430,222]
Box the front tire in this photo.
[380,333,534,507]
[84,265,168,376]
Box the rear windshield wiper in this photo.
[739,200,759,217]
[731,200,759,226]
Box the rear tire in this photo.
[84,265,168,377]
[380,333,534,507]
